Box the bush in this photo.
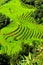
[31,6,43,24]
[0,13,11,29]
[0,54,10,65]
[21,43,34,56]
[21,0,35,6]
[21,0,43,7]
[10,43,34,65]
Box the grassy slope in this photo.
[0,0,43,56]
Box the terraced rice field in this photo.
[0,0,43,65]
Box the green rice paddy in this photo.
[0,0,43,65]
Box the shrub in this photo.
[0,13,11,29]
[31,6,43,24]
[21,43,34,56]
[21,0,43,7]
[0,54,10,65]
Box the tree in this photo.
[21,0,43,7]
[21,0,35,6]
[0,54,10,65]
[32,5,43,24]
[0,13,10,29]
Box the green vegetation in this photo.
[0,0,10,6]
[0,53,10,65]
[21,0,43,7]
[0,0,43,65]
[0,13,11,29]
[32,5,43,24]
[10,41,43,65]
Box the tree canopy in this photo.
[21,0,43,7]
[0,13,10,29]
[32,5,43,24]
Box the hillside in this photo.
[0,0,43,65]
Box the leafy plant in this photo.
[21,0,43,7]
[31,5,43,24]
[0,13,11,29]
[0,53,10,65]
